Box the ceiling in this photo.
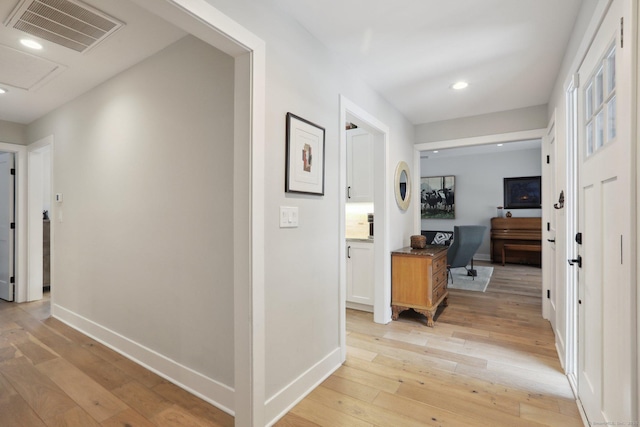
[0,0,583,127]
[273,0,583,124]
[0,0,185,124]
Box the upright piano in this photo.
[490,217,542,266]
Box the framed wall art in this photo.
[420,175,455,219]
[503,176,541,209]
[285,112,326,195]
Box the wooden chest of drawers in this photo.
[391,245,448,327]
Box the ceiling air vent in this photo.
[5,0,124,53]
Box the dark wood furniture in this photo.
[490,217,542,266]
[391,245,448,327]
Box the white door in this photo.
[0,152,15,301]
[576,0,634,422]
[346,242,374,307]
[346,128,374,203]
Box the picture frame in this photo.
[285,112,326,195]
[503,176,541,209]
[420,175,455,219]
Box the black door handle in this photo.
[568,256,582,268]
[547,238,555,243]
[347,246,351,259]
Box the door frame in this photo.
[0,142,27,302]
[27,136,53,303]
[542,111,558,329]
[564,72,579,393]
[88,0,267,424]
[339,95,390,360]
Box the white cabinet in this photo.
[346,241,374,309]
[346,128,374,203]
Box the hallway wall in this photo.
[28,35,237,398]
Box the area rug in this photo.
[448,266,493,292]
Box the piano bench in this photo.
[502,244,542,266]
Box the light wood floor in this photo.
[0,294,234,426]
[277,261,584,427]
[0,262,582,426]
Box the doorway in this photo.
[339,95,390,360]
[0,151,15,301]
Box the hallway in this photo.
[278,262,583,426]
[0,262,582,426]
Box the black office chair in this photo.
[447,225,486,283]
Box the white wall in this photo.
[0,120,27,145]
[416,105,548,143]
[420,147,542,260]
[27,35,236,389]
[202,0,416,405]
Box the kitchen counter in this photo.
[347,237,374,243]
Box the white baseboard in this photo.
[346,301,374,312]
[52,304,235,415]
[264,347,342,426]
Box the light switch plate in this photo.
[279,206,298,228]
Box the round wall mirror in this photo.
[394,161,411,211]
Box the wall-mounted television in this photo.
[503,176,541,209]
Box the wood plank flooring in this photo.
[0,295,234,427]
[0,261,582,426]
[277,261,583,427]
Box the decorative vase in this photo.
[506,211,513,218]
[496,207,504,218]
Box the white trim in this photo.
[413,148,421,234]
[345,301,373,313]
[264,348,341,426]
[415,128,546,152]
[565,72,579,386]
[52,303,235,414]
[0,142,27,303]
[542,112,556,324]
[129,0,262,55]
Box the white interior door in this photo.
[0,152,15,301]
[576,0,634,422]
[346,128,374,203]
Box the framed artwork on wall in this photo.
[420,175,455,219]
[285,112,325,195]
[503,176,541,209]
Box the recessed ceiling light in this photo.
[433,150,439,153]
[451,81,469,90]
[0,88,7,94]
[20,39,43,50]
[497,143,504,147]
